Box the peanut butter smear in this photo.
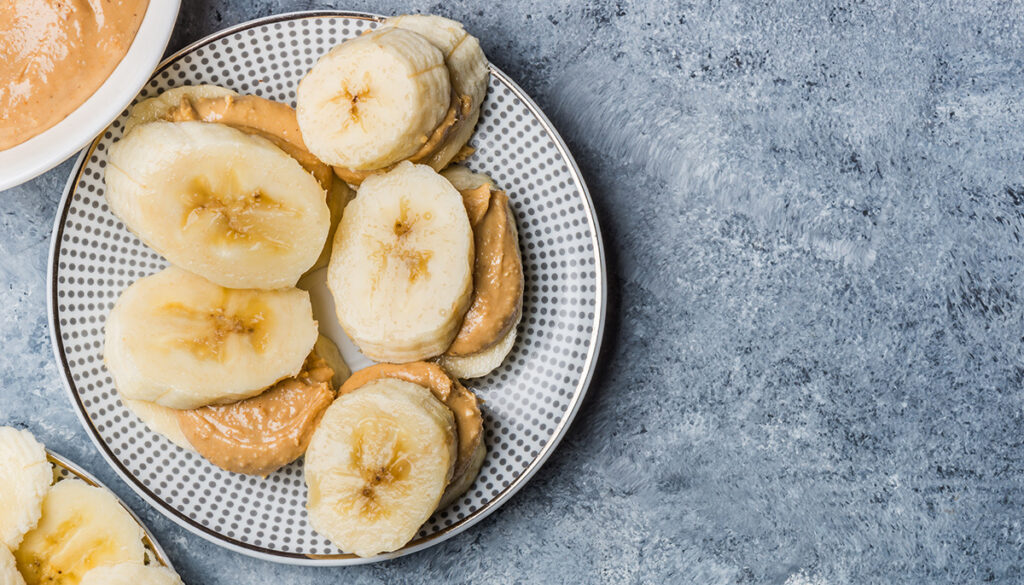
[177,351,335,476]
[0,0,149,150]
[164,94,335,191]
[340,362,483,484]
[446,185,524,357]
[332,92,472,185]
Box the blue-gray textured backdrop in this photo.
[2,1,1023,583]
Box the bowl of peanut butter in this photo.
[0,0,180,191]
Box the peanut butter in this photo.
[340,362,482,483]
[177,351,335,476]
[164,94,334,191]
[332,92,472,185]
[0,0,149,150]
[446,185,524,357]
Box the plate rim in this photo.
[46,449,175,571]
[46,9,607,566]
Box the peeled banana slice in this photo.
[438,313,521,379]
[382,14,489,170]
[305,378,457,557]
[125,84,351,276]
[310,178,354,274]
[383,15,488,111]
[119,395,196,452]
[328,162,474,362]
[0,544,25,585]
[105,120,330,290]
[438,438,486,510]
[436,165,524,377]
[440,165,495,191]
[0,427,51,550]
[80,562,183,585]
[15,479,146,585]
[297,27,451,170]
[123,84,238,135]
[104,266,319,410]
[338,361,483,490]
[314,334,352,388]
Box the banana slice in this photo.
[15,479,145,585]
[438,438,486,510]
[297,27,451,170]
[328,162,474,362]
[105,121,330,290]
[120,396,195,452]
[383,15,489,114]
[382,14,489,170]
[436,166,524,377]
[0,544,25,585]
[0,427,51,550]
[305,378,457,557]
[81,562,183,585]
[125,84,349,275]
[314,334,352,388]
[438,313,521,379]
[440,165,495,191]
[104,266,319,410]
[338,362,483,492]
[310,178,354,274]
[123,84,238,135]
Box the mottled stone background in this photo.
[3,1,1024,583]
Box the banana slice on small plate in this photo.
[14,450,175,585]
[49,11,607,566]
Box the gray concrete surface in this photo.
[3,1,1024,583]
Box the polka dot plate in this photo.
[47,450,174,570]
[46,11,606,565]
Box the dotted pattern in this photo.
[51,15,601,561]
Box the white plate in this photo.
[47,11,606,565]
[46,450,175,570]
[0,1,180,191]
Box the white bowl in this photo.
[0,1,181,192]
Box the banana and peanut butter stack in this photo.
[101,14,524,557]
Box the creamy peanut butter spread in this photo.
[177,351,335,476]
[446,185,524,357]
[340,362,482,483]
[0,0,149,150]
[164,94,335,191]
[332,92,472,185]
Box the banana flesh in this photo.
[438,313,521,379]
[105,121,330,290]
[104,266,319,410]
[299,15,489,184]
[0,541,25,585]
[435,165,523,377]
[80,562,183,585]
[327,162,474,363]
[305,378,457,557]
[15,480,146,585]
[0,428,51,551]
[297,28,452,171]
